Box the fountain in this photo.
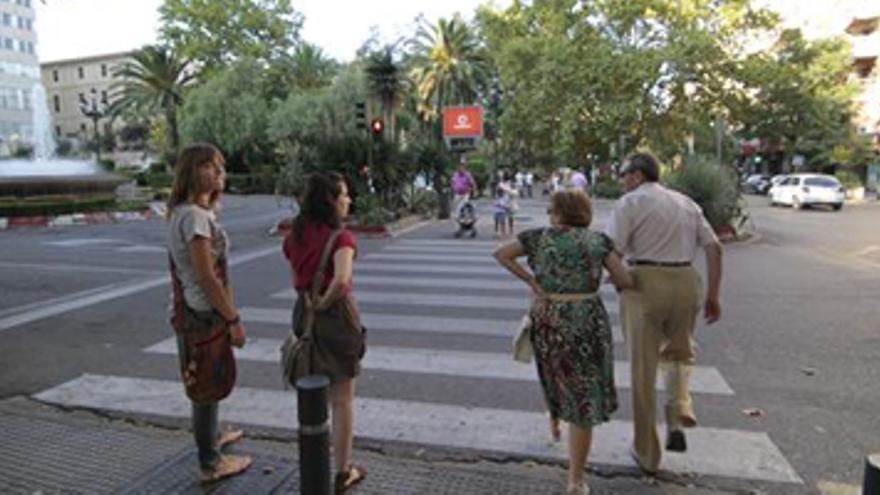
[0,81,123,199]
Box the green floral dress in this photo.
[518,226,618,428]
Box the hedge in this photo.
[0,194,120,217]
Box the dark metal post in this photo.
[865,453,880,495]
[296,375,331,495]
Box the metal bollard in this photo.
[866,453,880,495]
[296,374,331,495]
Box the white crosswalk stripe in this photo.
[271,289,619,314]
[356,263,509,275]
[240,307,625,343]
[364,253,494,263]
[34,374,801,484]
[145,337,733,395]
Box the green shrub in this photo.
[135,171,173,189]
[592,179,623,199]
[226,172,277,194]
[0,195,118,217]
[835,169,862,189]
[665,156,739,228]
[99,158,116,172]
[401,186,438,216]
[353,193,394,225]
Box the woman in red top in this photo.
[282,172,366,493]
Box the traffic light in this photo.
[354,101,366,130]
[371,117,384,137]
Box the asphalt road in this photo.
[0,192,878,493]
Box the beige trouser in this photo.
[620,266,702,472]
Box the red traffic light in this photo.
[371,118,384,135]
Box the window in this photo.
[100,90,107,102]
[804,177,840,188]
[80,123,86,132]
[52,69,57,82]
[25,19,31,30]
[16,17,23,29]
[53,94,59,112]
[2,13,10,26]
[26,41,32,54]
[55,125,60,137]
[101,64,107,77]
[3,38,11,50]
[78,66,84,79]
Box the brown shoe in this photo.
[334,464,367,494]
[200,454,252,484]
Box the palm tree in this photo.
[408,16,491,129]
[365,47,409,140]
[111,45,194,164]
[291,42,338,91]
[408,17,491,218]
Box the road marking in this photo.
[145,337,732,395]
[395,239,501,247]
[0,284,118,319]
[270,288,620,315]
[365,253,495,263]
[42,239,123,247]
[0,261,162,276]
[240,306,624,343]
[356,262,518,276]
[855,245,880,256]
[355,274,526,290]
[381,245,499,255]
[352,275,606,293]
[0,245,281,333]
[117,245,167,253]
[34,374,801,484]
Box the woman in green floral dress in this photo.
[494,189,632,495]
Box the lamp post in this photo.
[79,88,109,162]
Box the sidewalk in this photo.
[0,397,726,494]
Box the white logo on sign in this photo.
[453,114,471,130]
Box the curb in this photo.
[0,209,153,230]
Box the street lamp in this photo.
[79,88,109,162]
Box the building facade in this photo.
[40,51,131,142]
[759,1,880,150]
[0,0,39,153]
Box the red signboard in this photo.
[443,106,483,138]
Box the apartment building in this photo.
[0,0,39,151]
[40,51,131,140]
[759,1,880,149]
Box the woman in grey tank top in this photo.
[166,143,251,483]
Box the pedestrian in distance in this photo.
[499,173,519,235]
[493,186,509,238]
[282,172,367,494]
[493,189,633,495]
[525,170,535,198]
[451,163,477,217]
[608,152,723,475]
[166,143,252,483]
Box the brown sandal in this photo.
[200,454,252,484]
[334,464,367,494]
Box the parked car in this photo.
[769,173,844,210]
[742,174,771,194]
[763,174,788,195]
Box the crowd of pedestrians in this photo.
[164,144,723,494]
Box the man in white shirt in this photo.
[607,152,723,475]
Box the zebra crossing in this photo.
[32,235,803,486]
